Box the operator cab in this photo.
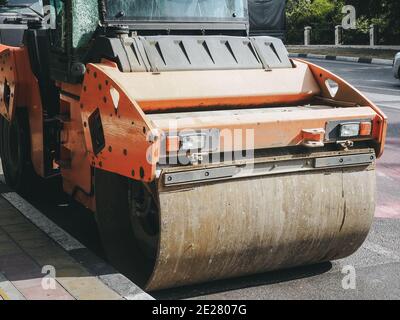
[105,0,248,34]
[35,0,291,85]
[39,0,251,82]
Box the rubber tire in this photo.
[0,109,38,194]
[94,169,157,288]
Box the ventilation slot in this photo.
[201,41,215,64]
[266,42,282,63]
[154,42,166,65]
[178,41,191,64]
[246,41,260,63]
[224,41,238,63]
[130,44,141,66]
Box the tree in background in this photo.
[286,0,344,44]
[286,0,400,45]
[346,0,400,44]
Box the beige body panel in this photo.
[146,166,376,291]
[94,61,320,111]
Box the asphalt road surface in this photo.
[1,59,399,300]
[308,59,400,220]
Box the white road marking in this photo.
[360,86,400,94]
[360,91,400,110]
[375,104,400,111]
[376,171,396,182]
[363,92,400,100]
[367,80,400,86]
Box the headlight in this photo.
[180,133,208,151]
[326,120,372,141]
[165,129,220,153]
[340,123,360,138]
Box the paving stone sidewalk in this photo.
[0,195,139,300]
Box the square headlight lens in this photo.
[180,134,208,151]
[340,123,360,138]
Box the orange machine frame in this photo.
[0,45,387,212]
[302,59,387,157]
[0,46,45,177]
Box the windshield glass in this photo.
[0,0,37,5]
[105,0,247,22]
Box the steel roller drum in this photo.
[143,166,375,291]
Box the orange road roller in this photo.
[0,0,387,291]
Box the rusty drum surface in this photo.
[145,166,375,291]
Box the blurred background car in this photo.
[394,52,400,80]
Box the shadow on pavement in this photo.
[153,262,333,300]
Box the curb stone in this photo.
[289,53,393,66]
